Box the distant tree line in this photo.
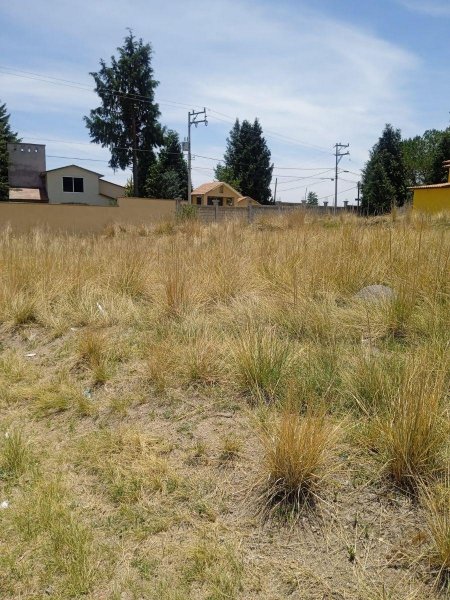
[361,123,450,214]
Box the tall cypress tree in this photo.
[0,101,19,200]
[361,124,407,215]
[215,118,273,204]
[145,130,188,199]
[85,31,163,197]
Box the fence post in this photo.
[175,197,181,218]
[247,204,253,224]
[213,199,218,222]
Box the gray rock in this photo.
[354,284,395,302]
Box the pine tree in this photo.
[306,191,319,205]
[84,31,163,197]
[428,129,450,184]
[145,130,188,199]
[0,101,19,200]
[361,124,407,215]
[214,118,273,204]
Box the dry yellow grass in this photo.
[259,407,340,514]
[0,211,448,598]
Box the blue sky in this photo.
[1,0,449,203]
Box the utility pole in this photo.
[273,178,277,204]
[334,143,350,213]
[187,108,207,204]
[356,181,361,213]
[131,106,138,197]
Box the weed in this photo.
[219,435,242,462]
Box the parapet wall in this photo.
[7,143,46,189]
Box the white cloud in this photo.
[0,0,423,201]
[397,0,450,16]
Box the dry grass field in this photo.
[0,211,448,599]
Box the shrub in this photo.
[177,204,197,222]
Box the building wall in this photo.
[7,143,46,188]
[99,179,126,200]
[46,165,112,206]
[413,188,450,213]
[0,197,177,233]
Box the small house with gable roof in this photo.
[191,181,260,207]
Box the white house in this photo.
[7,143,125,205]
[45,165,125,206]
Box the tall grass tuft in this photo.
[421,475,450,587]
[371,357,448,490]
[0,429,34,481]
[260,408,339,514]
[231,325,294,402]
[77,328,111,384]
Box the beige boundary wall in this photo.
[0,197,177,234]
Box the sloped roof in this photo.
[192,181,240,196]
[9,187,48,202]
[45,164,104,177]
[410,183,450,190]
[236,195,260,204]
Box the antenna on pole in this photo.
[187,108,208,205]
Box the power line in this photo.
[42,151,332,182]
[47,154,110,163]
[318,184,357,201]
[276,170,336,191]
[0,65,334,156]
[25,137,334,171]
[206,113,332,154]
[0,66,196,110]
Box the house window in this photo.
[63,177,84,193]
[196,196,202,205]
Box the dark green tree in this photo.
[214,118,273,204]
[215,120,241,188]
[0,101,19,200]
[361,124,407,215]
[306,190,319,205]
[214,165,241,193]
[402,128,449,187]
[145,130,188,199]
[84,31,163,197]
[428,129,450,184]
